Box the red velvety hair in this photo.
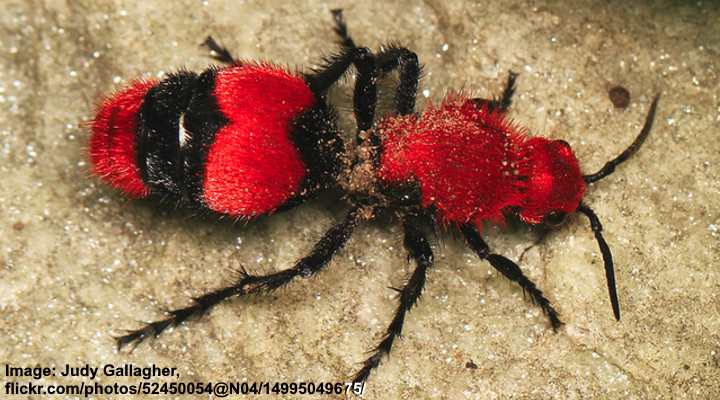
[202,64,315,217]
[379,96,527,226]
[516,137,585,224]
[89,80,157,198]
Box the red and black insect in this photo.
[90,10,659,384]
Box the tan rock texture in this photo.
[1,1,718,399]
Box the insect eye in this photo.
[544,210,567,227]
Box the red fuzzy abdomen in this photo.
[379,97,526,226]
[89,80,157,198]
[203,64,316,217]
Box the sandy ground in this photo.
[1,1,718,399]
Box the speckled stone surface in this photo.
[1,1,718,399]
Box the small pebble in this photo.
[609,85,630,109]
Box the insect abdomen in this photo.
[90,64,319,218]
[89,79,157,198]
[201,64,316,217]
[136,70,200,198]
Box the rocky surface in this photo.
[1,1,718,398]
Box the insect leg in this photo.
[201,36,236,65]
[460,224,562,330]
[328,10,420,139]
[346,45,420,171]
[303,9,378,97]
[496,70,518,111]
[305,43,372,96]
[115,206,362,350]
[327,9,378,133]
[375,45,421,115]
[471,71,518,113]
[331,8,356,49]
[353,215,433,383]
[351,49,378,133]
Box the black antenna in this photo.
[577,203,620,321]
[584,94,660,183]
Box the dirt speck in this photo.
[609,85,631,109]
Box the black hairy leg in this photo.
[350,43,421,129]
[330,10,420,135]
[331,8,356,49]
[375,45,421,116]
[306,44,374,96]
[115,206,362,349]
[353,215,433,383]
[352,44,420,167]
[201,14,367,96]
[496,70,518,112]
[328,9,377,133]
[460,224,562,330]
[200,14,366,96]
[471,70,518,113]
[304,10,372,98]
[202,36,236,65]
[351,49,378,133]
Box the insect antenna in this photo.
[576,203,620,321]
[583,94,660,183]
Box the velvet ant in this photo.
[90,10,659,384]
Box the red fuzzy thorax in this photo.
[203,64,315,217]
[378,96,585,227]
[89,80,157,198]
[379,97,527,226]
